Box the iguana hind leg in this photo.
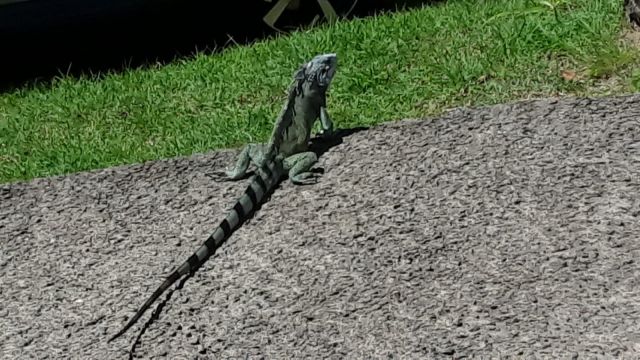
[225,143,268,180]
[284,151,319,185]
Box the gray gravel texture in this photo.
[2,94,640,359]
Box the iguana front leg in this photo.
[225,143,268,180]
[284,151,319,185]
[318,106,334,138]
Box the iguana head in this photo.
[296,53,338,91]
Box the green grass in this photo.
[1,0,638,184]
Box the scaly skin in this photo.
[225,53,337,184]
[108,53,338,343]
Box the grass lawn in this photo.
[1,0,638,184]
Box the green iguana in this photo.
[108,53,338,343]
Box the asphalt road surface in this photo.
[2,94,639,359]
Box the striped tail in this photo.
[108,156,284,342]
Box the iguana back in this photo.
[108,53,338,344]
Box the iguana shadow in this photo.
[309,126,369,161]
[121,125,369,359]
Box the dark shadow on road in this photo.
[309,126,370,159]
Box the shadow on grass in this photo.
[0,0,442,92]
